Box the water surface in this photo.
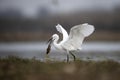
[0,42,120,62]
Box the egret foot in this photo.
[70,52,76,61]
[67,54,69,62]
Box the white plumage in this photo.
[46,23,95,62]
[62,23,94,51]
[55,24,68,43]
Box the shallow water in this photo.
[0,42,120,62]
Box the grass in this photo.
[0,56,120,80]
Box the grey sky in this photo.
[0,0,120,17]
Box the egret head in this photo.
[52,34,59,40]
[48,34,59,44]
[46,34,59,54]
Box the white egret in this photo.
[46,23,95,62]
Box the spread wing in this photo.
[56,24,68,42]
[62,23,95,51]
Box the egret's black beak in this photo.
[47,37,53,44]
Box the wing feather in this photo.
[62,23,94,51]
[55,24,68,42]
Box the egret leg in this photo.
[67,54,69,62]
[70,51,76,61]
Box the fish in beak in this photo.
[46,37,53,54]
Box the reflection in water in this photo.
[0,42,120,62]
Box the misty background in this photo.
[0,0,120,42]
